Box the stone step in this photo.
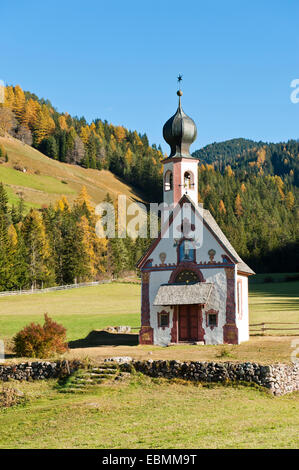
[88,372,117,378]
[90,368,117,374]
[96,364,118,370]
[74,379,94,384]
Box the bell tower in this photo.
[162,83,199,207]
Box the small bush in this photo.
[216,346,235,359]
[13,313,68,358]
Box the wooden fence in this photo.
[250,322,299,335]
[0,281,111,297]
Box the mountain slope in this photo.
[192,138,299,186]
[0,135,144,209]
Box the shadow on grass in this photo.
[68,330,139,349]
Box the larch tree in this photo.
[234,193,244,218]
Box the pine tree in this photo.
[22,210,55,288]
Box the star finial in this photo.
[177,75,183,101]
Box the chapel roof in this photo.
[154,282,214,306]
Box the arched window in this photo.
[175,270,199,284]
[184,171,193,189]
[164,170,173,191]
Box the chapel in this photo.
[137,88,254,345]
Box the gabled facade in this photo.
[137,89,254,346]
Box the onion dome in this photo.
[163,90,197,159]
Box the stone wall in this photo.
[0,360,82,381]
[122,360,299,396]
[1,359,298,396]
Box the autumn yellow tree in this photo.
[219,199,226,214]
[234,193,244,218]
[77,215,97,279]
[75,187,107,275]
[80,125,90,144]
[58,115,68,131]
[274,175,285,200]
[256,147,266,168]
[4,86,15,109]
[124,147,133,165]
[114,126,126,142]
[21,99,39,130]
[34,104,55,145]
[225,165,234,177]
[285,191,295,210]
[13,85,26,122]
[55,196,70,212]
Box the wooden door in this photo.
[179,305,199,341]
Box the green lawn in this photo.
[0,283,141,341]
[0,278,298,449]
[0,166,75,195]
[0,279,298,342]
[0,376,298,449]
[249,281,299,332]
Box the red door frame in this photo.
[178,304,204,342]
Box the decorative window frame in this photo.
[157,310,170,330]
[205,309,219,330]
[177,237,196,263]
[169,262,205,284]
[164,170,173,191]
[237,279,243,320]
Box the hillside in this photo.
[193,138,299,187]
[0,84,163,202]
[0,85,298,276]
[0,135,144,209]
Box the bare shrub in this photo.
[13,313,68,358]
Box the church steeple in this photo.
[162,83,199,207]
[163,90,197,159]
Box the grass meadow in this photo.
[0,375,298,449]
[0,276,298,449]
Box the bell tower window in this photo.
[164,170,173,191]
[184,171,193,189]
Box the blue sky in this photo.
[1,0,298,152]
